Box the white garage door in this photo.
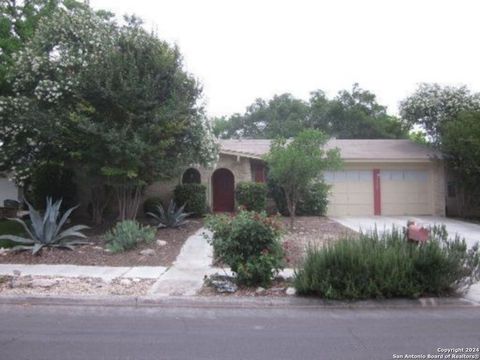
[381,170,430,215]
[324,170,374,216]
[0,177,18,205]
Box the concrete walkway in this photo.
[0,264,167,282]
[148,228,216,296]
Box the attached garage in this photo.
[380,169,430,216]
[324,170,374,216]
[325,166,434,217]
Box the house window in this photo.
[252,163,266,183]
[182,168,201,184]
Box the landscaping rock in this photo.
[0,247,9,256]
[31,278,58,288]
[208,274,237,293]
[255,287,266,294]
[140,249,155,256]
[119,279,132,286]
[156,240,167,247]
[286,287,296,296]
[92,246,103,251]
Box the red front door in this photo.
[212,168,235,212]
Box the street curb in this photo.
[0,294,478,309]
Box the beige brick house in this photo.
[145,139,446,217]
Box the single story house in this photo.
[145,139,446,217]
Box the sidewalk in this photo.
[0,264,167,282]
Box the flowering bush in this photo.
[205,210,284,287]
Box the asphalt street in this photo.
[0,303,479,360]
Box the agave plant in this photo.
[147,200,190,228]
[0,198,89,255]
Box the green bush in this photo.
[269,179,329,216]
[143,197,163,215]
[29,163,77,210]
[294,226,480,299]
[235,182,268,212]
[205,210,284,287]
[105,220,156,253]
[174,184,206,216]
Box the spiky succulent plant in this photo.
[0,198,89,255]
[147,200,190,228]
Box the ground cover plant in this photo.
[0,198,88,255]
[104,220,156,253]
[294,225,480,299]
[206,210,284,287]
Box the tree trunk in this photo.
[90,185,112,225]
[116,184,142,221]
[285,191,296,230]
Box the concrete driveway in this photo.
[331,216,480,249]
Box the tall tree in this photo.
[214,94,309,139]
[400,83,480,144]
[0,5,216,221]
[0,0,87,95]
[441,111,480,216]
[265,129,341,228]
[309,84,407,139]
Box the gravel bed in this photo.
[281,216,356,267]
[0,275,155,296]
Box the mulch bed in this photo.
[281,216,356,267]
[0,219,203,267]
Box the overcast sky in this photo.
[90,0,480,118]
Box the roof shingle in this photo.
[219,139,440,161]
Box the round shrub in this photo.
[235,182,268,212]
[296,181,329,216]
[268,179,329,216]
[206,210,285,287]
[174,184,206,216]
[143,197,163,215]
[294,225,480,299]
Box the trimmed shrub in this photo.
[143,197,163,216]
[29,163,77,210]
[269,179,329,216]
[205,210,284,287]
[174,184,206,216]
[104,220,156,253]
[235,182,268,212]
[294,226,480,299]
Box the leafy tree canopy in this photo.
[214,94,309,139]
[0,4,216,220]
[400,83,480,144]
[265,129,342,228]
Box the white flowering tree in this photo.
[400,83,480,144]
[1,6,217,222]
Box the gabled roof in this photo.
[219,139,441,162]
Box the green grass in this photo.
[0,219,26,248]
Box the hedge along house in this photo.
[144,138,446,217]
